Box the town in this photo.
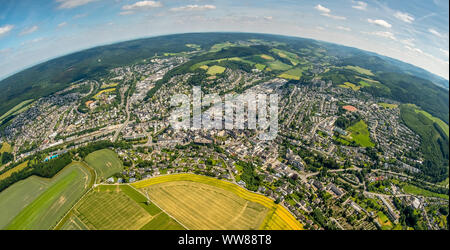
[1,43,448,231]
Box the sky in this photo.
[0,0,449,80]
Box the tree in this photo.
[1,152,13,164]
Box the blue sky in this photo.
[0,0,448,80]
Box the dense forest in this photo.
[400,105,449,182]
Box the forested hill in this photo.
[0,32,448,124]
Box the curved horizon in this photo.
[1,31,448,85]
[0,0,448,80]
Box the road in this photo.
[220,156,237,184]
[113,86,131,142]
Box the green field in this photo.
[185,43,201,50]
[0,99,34,123]
[267,60,292,71]
[209,42,238,52]
[0,142,12,154]
[84,149,123,181]
[402,184,449,199]
[346,120,375,147]
[100,82,118,89]
[438,177,449,187]
[414,109,449,137]
[206,65,226,75]
[377,211,393,230]
[344,65,374,76]
[400,104,449,182]
[58,185,185,230]
[338,82,361,91]
[1,162,93,229]
[379,103,398,109]
[271,48,300,65]
[255,63,266,70]
[278,67,304,80]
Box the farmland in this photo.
[1,162,93,229]
[0,161,29,181]
[57,185,184,230]
[267,60,292,71]
[132,173,303,230]
[278,67,304,80]
[84,149,123,181]
[344,65,374,76]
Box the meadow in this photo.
[414,108,449,137]
[84,149,123,181]
[271,48,300,65]
[1,162,92,229]
[346,120,375,147]
[378,103,398,109]
[0,142,12,154]
[338,82,361,91]
[278,67,304,80]
[402,184,449,199]
[206,65,226,75]
[132,173,303,230]
[344,65,374,76]
[377,211,393,230]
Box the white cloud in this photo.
[0,48,11,54]
[400,38,415,47]
[337,26,351,31]
[73,13,87,19]
[315,4,330,13]
[394,11,414,23]
[367,18,392,28]
[170,5,216,12]
[315,4,346,20]
[428,28,443,37]
[20,25,39,36]
[405,45,423,54]
[119,11,134,15]
[440,48,449,57]
[21,37,44,46]
[0,25,14,37]
[122,1,162,10]
[364,31,396,40]
[352,1,367,11]
[58,22,67,28]
[55,0,98,9]
[322,13,346,20]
